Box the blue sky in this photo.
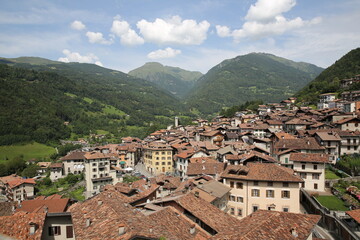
[0,0,359,73]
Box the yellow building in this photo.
[144,143,173,175]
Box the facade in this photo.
[317,93,336,110]
[143,143,173,175]
[49,163,64,181]
[289,153,328,192]
[83,152,113,198]
[5,178,36,202]
[314,132,341,164]
[338,131,360,155]
[61,152,85,175]
[221,163,302,219]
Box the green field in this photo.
[325,169,341,179]
[315,195,349,211]
[0,142,56,162]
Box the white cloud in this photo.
[147,47,181,59]
[70,20,86,30]
[137,16,210,45]
[110,19,144,45]
[216,0,320,41]
[246,0,296,22]
[86,31,113,45]
[58,49,103,66]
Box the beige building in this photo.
[5,178,36,202]
[84,152,114,198]
[290,153,329,192]
[60,151,85,175]
[221,163,303,219]
[144,143,173,175]
[49,163,64,181]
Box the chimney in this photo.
[86,218,91,227]
[290,227,298,237]
[98,200,102,206]
[189,224,196,235]
[29,222,37,235]
[118,224,126,236]
[149,228,153,233]
[194,191,199,198]
[43,206,48,213]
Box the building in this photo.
[5,178,36,202]
[317,93,336,109]
[221,163,303,219]
[314,131,341,164]
[49,163,64,181]
[143,143,173,175]
[61,151,86,175]
[83,152,113,198]
[289,153,329,192]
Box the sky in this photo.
[0,0,359,74]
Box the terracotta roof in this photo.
[84,151,110,160]
[315,132,341,141]
[0,174,22,184]
[194,180,230,199]
[225,151,276,163]
[0,202,16,216]
[346,209,360,224]
[274,132,296,140]
[16,198,70,213]
[274,138,325,151]
[60,151,86,161]
[186,163,225,176]
[7,178,36,189]
[212,210,320,240]
[49,162,63,168]
[0,212,46,240]
[189,157,217,163]
[221,163,303,183]
[290,153,330,163]
[333,117,360,125]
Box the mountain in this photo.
[0,57,192,145]
[185,53,324,114]
[128,62,203,98]
[296,48,360,104]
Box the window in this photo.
[302,164,305,170]
[230,208,235,215]
[155,152,159,155]
[237,196,243,203]
[162,162,165,165]
[285,157,288,163]
[155,162,159,165]
[281,190,290,199]
[267,182,273,187]
[93,186,97,190]
[283,207,289,212]
[156,157,159,160]
[167,162,171,165]
[49,226,61,236]
[283,182,289,187]
[312,173,320,180]
[314,183,318,190]
[301,182,305,188]
[167,157,171,160]
[266,190,274,198]
[162,157,165,160]
[66,226,73,238]
[300,173,307,179]
[251,189,260,197]
[252,205,259,212]
[92,163,96,166]
[253,181,259,186]
[229,195,235,201]
[236,182,243,189]
[237,208,243,217]
[92,168,96,172]
[348,146,351,150]
[230,181,234,188]
[313,164,318,170]
[162,152,165,155]
[93,175,97,178]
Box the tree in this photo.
[21,164,41,178]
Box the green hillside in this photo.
[296,48,360,104]
[0,58,191,145]
[185,53,323,115]
[129,62,202,98]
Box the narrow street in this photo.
[134,162,154,178]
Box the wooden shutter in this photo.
[66,226,73,238]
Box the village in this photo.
[1,76,360,239]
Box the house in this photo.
[5,178,36,202]
[36,162,51,175]
[49,163,64,181]
[318,93,336,109]
[83,152,114,199]
[333,117,360,131]
[143,143,173,175]
[225,150,276,166]
[191,180,230,211]
[314,131,341,164]
[338,130,360,155]
[289,153,329,192]
[221,163,303,218]
[174,149,209,177]
[61,151,85,175]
